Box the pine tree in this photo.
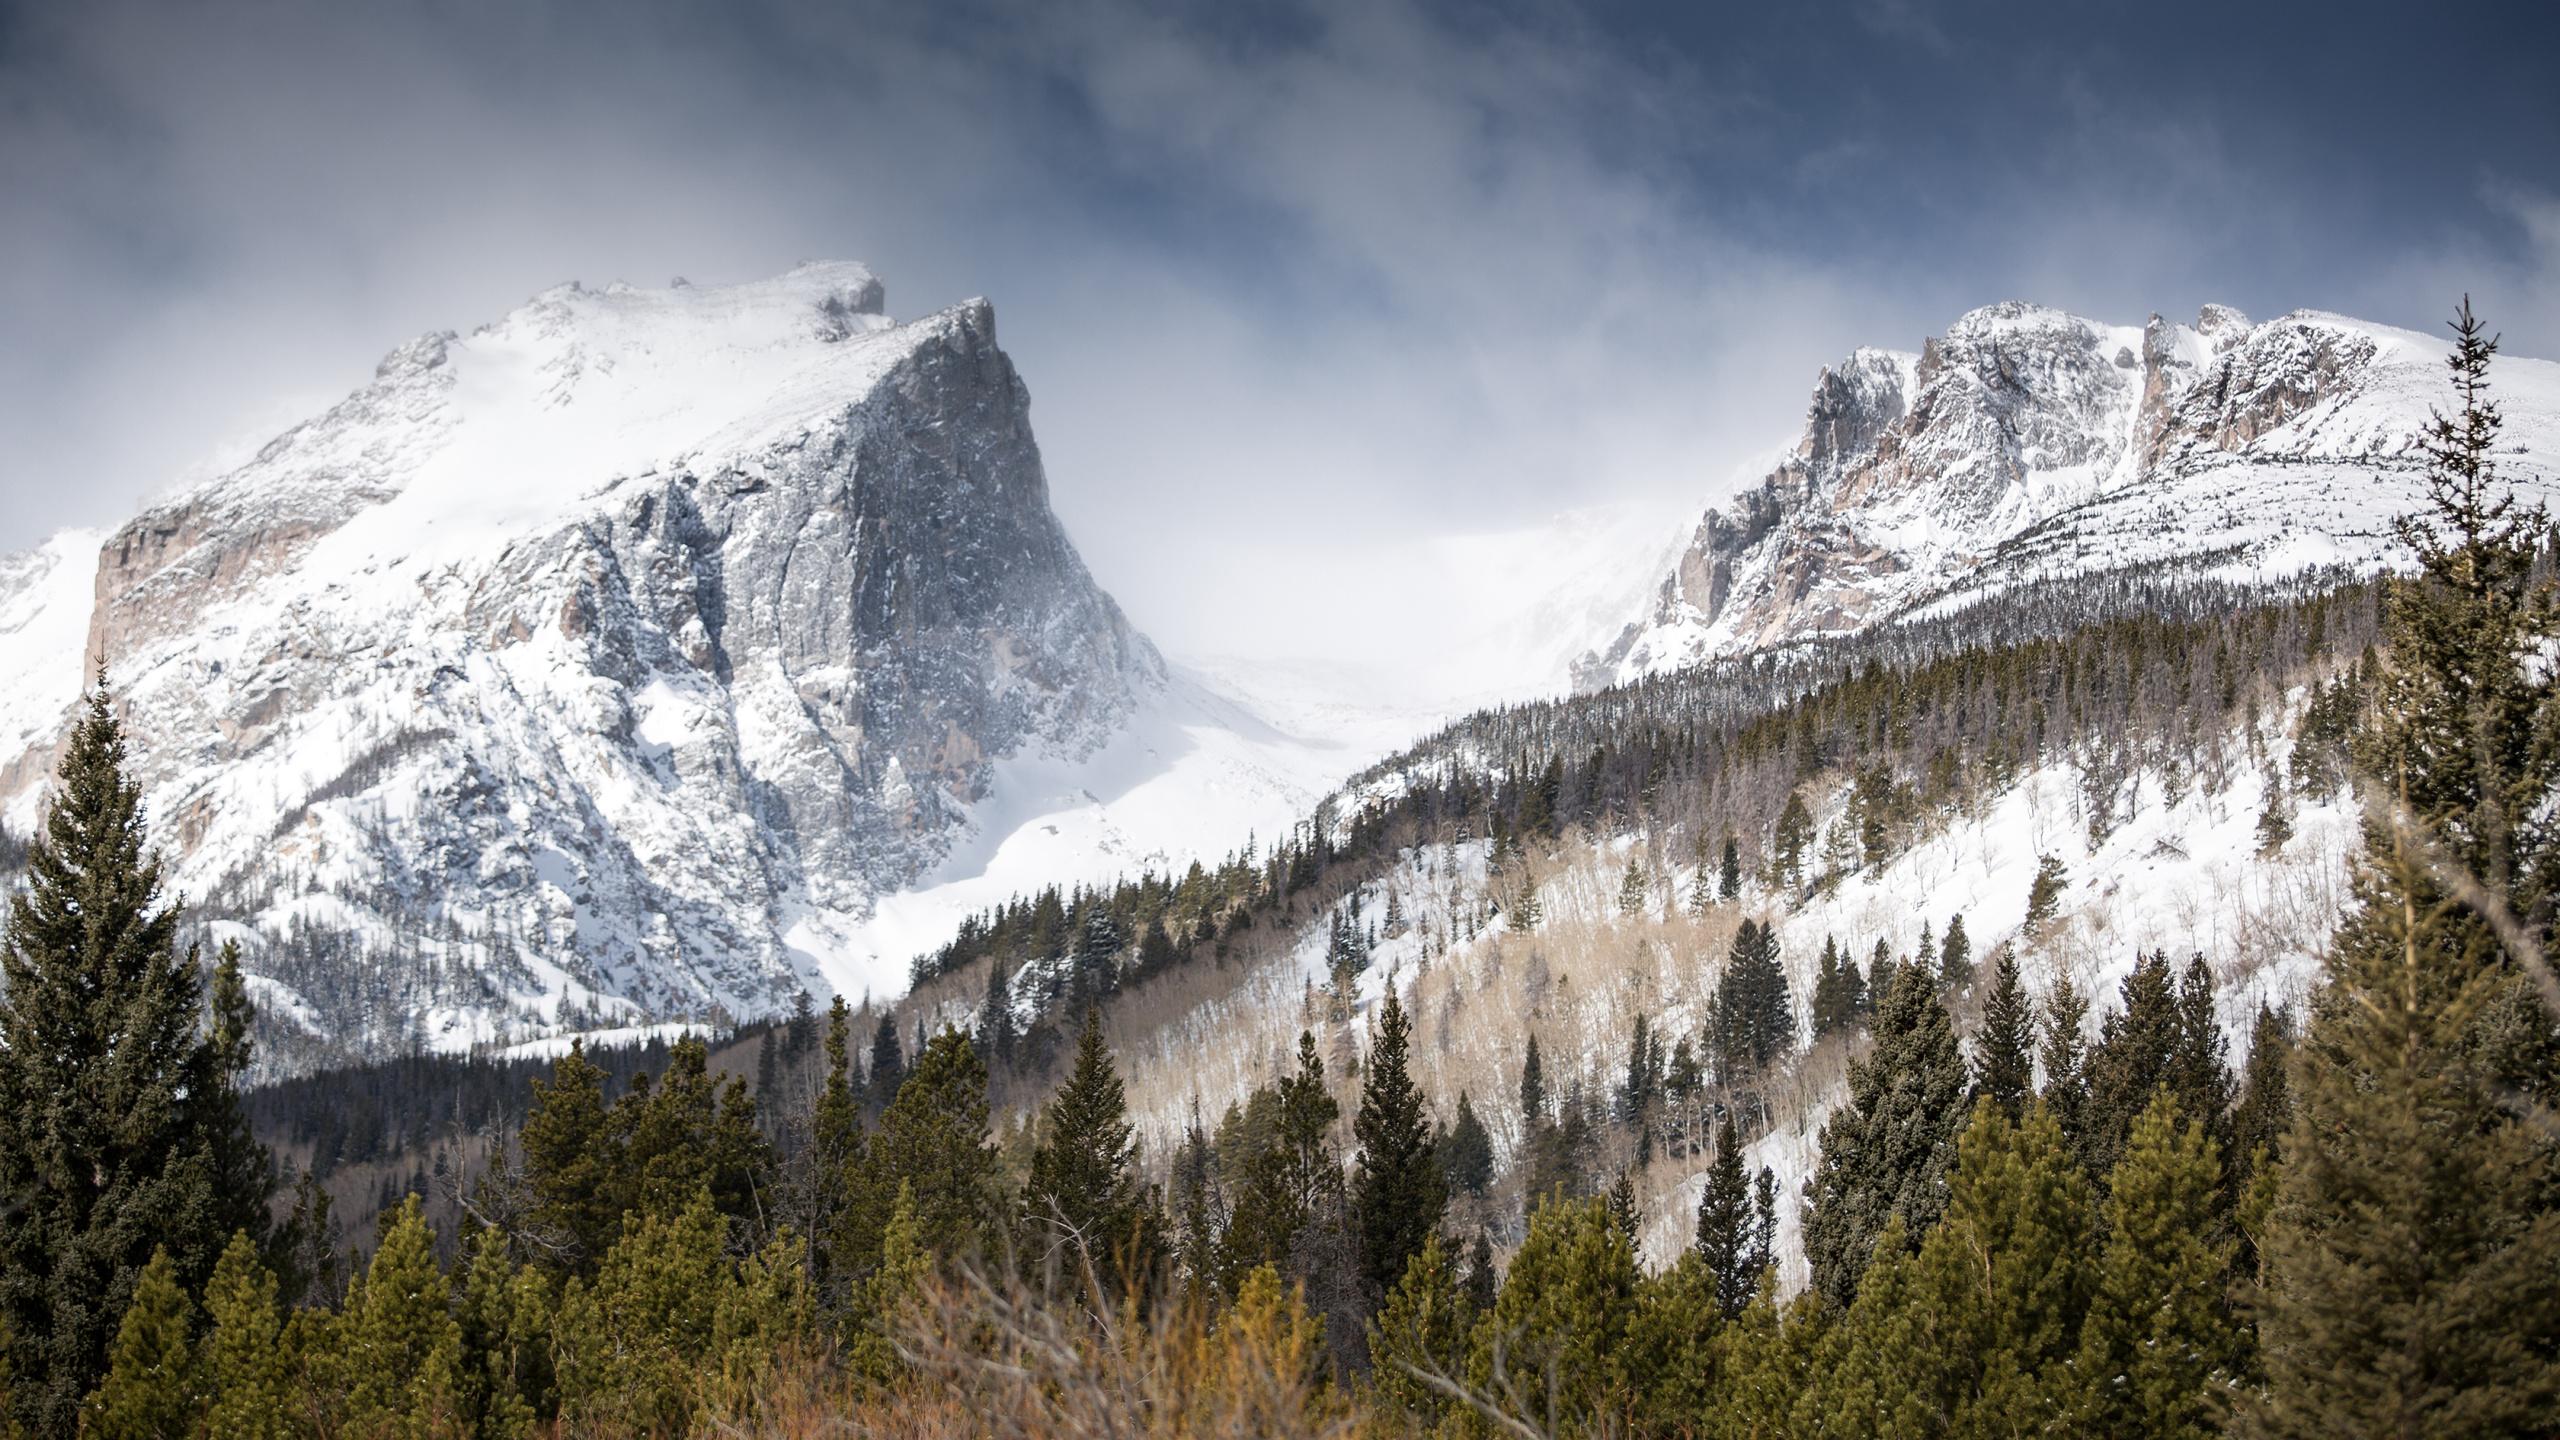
[1617,859,1649,919]
[0,690,267,1437]
[1368,1234,1468,1426]
[81,1247,196,1440]
[2038,974,2091,1149]
[2024,854,2069,937]
[978,959,1015,1067]
[1695,1113,1754,1320]
[2077,1090,2233,1440]
[452,1226,544,1440]
[1468,1195,1641,1430]
[341,1197,462,1434]
[2229,1002,2294,1181]
[1774,791,1815,893]
[1439,1091,1494,1197]
[1222,1033,1340,1290]
[874,1028,1001,1258]
[1606,1169,1640,1239]
[1354,991,1446,1301]
[1803,961,1972,1311]
[1462,1230,1497,1316]
[521,1041,621,1269]
[1023,1009,1154,1290]
[1519,1034,1547,1129]
[1822,1101,2095,1436]
[1811,934,1850,1040]
[1714,920,1793,1082]
[1975,946,2036,1120]
[811,997,880,1307]
[1687,835,1715,917]
[1940,913,1974,992]
[866,1013,907,1108]
[1718,835,1742,902]
[2244,300,2560,1439]
[201,1231,287,1440]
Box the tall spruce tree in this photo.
[1438,1091,1493,1196]
[1023,1010,1146,1271]
[1714,920,1793,1082]
[2038,974,2092,1150]
[1354,991,1446,1301]
[873,1028,1001,1258]
[1975,947,2036,1119]
[0,687,268,1438]
[2246,301,2560,1439]
[1802,960,1972,1311]
[1695,1114,1755,1320]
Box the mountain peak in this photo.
[1575,301,2560,690]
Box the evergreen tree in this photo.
[1811,934,1852,1040]
[810,998,880,1310]
[2085,951,2233,1190]
[1940,912,1974,992]
[1438,1091,1494,1197]
[1695,1114,1754,1320]
[1748,1165,1779,1287]
[200,1232,287,1440]
[1466,1195,1642,1431]
[1718,835,1742,902]
[2078,1090,2234,1440]
[1975,946,2036,1120]
[1023,1009,1155,1291]
[341,1197,463,1434]
[81,1248,196,1440]
[1774,791,1815,892]
[452,1227,544,1440]
[2024,854,2070,937]
[2038,974,2092,1149]
[520,1042,621,1269]
[0,689,268,1438]
[1803,961,1972,1312]
[874,1028,1001,1259]
[1822,1101,2096,1436]
[1368,1234,1469,1427]
[1714,920,1793,1081]
[1354,992,1446,1301]
[978,960,1015,1067]
[1222,1033,1340,1290]
[1519,1034,1546,1129]
[866,1013,906,1108]
[2246,300,2560,1439]
[1687,835,1715,917]
[613,1037,772,1227]
[1461,1231,1497,1316]
[1605,1170,1640,1239]
[2229,1002,2294,1182]
[1617,859,1649,919]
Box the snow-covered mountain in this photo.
[1576,303,2560,689]
[0,265,1395,1063]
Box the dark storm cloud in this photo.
[2,0,2555,661]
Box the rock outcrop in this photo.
[5,264,1163,1061]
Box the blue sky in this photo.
[4,0,2555,659]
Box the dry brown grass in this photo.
[691,1267,1362,1440]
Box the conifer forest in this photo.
[0,309,2553,1440]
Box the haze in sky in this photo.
[3,0,2556,667]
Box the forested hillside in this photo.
[1,309,2550,1440]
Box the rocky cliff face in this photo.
[1576,303,2560,689]
[5,264,1163,1062]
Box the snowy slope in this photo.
[1580,305,2560,687]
